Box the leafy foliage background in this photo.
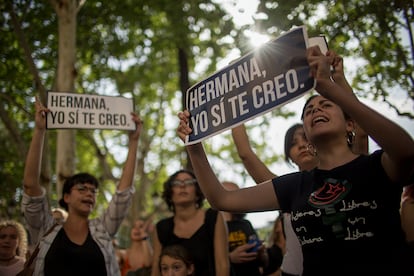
[1,0,412,242]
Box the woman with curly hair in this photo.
[151,169,229,276]
[0,220,28,275]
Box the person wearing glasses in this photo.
[150,169,230,276]
[21,97,143,276]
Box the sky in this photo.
[215,0,414,229]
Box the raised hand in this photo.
[34,96,49,131]
[177,110,192,142]
[307,46,333,83]
[128,112,143,141]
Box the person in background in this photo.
[232,123,316,276]
[0,220,28,276]
[151,169,229,276]
[118,218,154,276]
[21,97,143,276]
[231,51,368,276]
[232,123,315,276]
[114,238,123,269]
[401,182,414,246]
[261,215,284,276]
[177,46,414,274]
[159,244,194,276]
[221,181,267,276]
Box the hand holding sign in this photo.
[34,96,49,131]
[129,112,144,141]
[307,46,333,83]
[177,110,192,143]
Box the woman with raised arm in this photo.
[231,52,368,276]
[22,97,143,276]
[177,47,414,275]
[232,123,316,276]
[118,218,154,276]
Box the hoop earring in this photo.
[307,144,317,156]
[347,131,356,147]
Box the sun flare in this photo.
[246,30,271,48]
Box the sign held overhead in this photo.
[185,26,316,145]
[46,91,135,131]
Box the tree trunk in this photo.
[178,47,193,171]
[52,0,78,195]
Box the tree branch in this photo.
[6,1,47,103]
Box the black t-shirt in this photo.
[156,208,217,276]
[273,150,413,275]
[45,228,106,276]
[227,219,262,276]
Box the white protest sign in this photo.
[46,92,135,130]
[184,26,316,145]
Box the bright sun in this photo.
[245,30,271,48]
[219,0,270,48]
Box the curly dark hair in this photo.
[161,169,205,213]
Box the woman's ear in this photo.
[346,118,356,133]
[188,264,195,275]
[63,193,71,207]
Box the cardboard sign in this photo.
[46,91,135,130]
[185,26,315,145]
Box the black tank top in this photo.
[156,208,217,276]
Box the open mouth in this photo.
[312,116,328,126]
[81,199,94,206]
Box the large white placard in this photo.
[46,92,135,130]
